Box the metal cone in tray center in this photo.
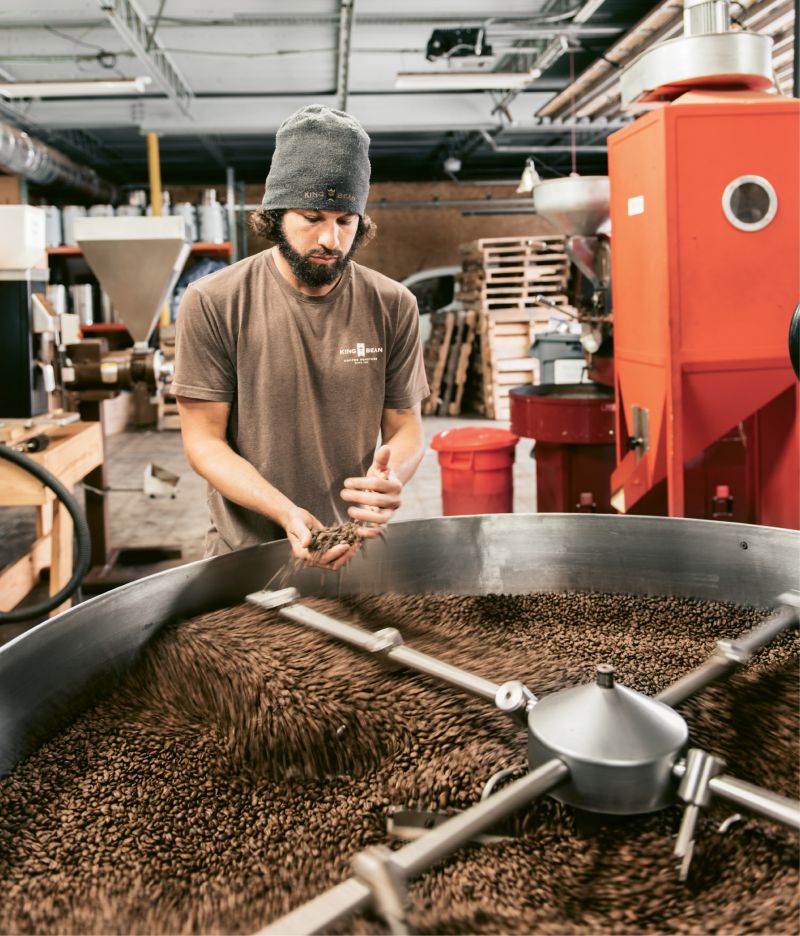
[527,662,687,815]
[247,586,800,936]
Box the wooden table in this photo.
[0,421,103,617]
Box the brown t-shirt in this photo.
[171,249,429,556]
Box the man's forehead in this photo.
[288,208,357,220]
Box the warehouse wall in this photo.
[166,180,557,283]
[340,181,557,282]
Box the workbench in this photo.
[0,421,103,617]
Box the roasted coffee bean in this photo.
[0,593,796,934]
[309,520,362,554]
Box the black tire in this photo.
[0,445,92,622]
[789,302,800,381]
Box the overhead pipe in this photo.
[537,0,682,117]
[336,0,355,111]
[478,129,607,153]
[0,119,116,200]
[539,0,792,120]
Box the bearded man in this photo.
[172,105,428,568]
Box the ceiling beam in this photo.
[99,0,194,118]
[0,13,631,29]
[488,0,612,128]
[21,91,553,134]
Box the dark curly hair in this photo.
[249,207,377,249]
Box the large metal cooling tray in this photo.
[247,585,800,936]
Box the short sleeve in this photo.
[171,285,236,402]
[383,290,430,410]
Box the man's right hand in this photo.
[282,506,358,571]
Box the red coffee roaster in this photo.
[512,7,799,528]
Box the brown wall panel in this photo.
[164,180,556,283]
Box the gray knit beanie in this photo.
[262,105,371,216]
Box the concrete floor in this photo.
[101,415,536,563]
[0,416,536,643]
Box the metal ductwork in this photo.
[0,120,116,201]
[683,0,731,36]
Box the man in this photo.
[172,105,429,569]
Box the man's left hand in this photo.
[340,444,402,539]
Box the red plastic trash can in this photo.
[431,426,519,516]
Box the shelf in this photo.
[47,242,233,257]
[191,242,233,254]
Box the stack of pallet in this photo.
[457,235,572,420]
[457,235,569,311]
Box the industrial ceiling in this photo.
[0,0,795,186]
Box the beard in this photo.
[275,223,358,288]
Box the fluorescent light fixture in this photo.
[395,69,541,91]
[0,77,152,98]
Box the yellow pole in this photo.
[147,132,172,329]
[147,131,162,216]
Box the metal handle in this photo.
[248,589,536,719]
[656,598,799,707]
[257,759,569,935]
[392,759,568,878]
[709,774,800,830]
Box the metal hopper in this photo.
[73,215,191,349]
[532,175,610,236]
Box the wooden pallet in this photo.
[475,309,550,419]
[459,262,569,283]
[434,310,476,417]
[421,309,481,417]
[462,269,570,288]
[460,291,570,311]
[460,234,567,266]
[447,310,478,416]
[422,311,456,415]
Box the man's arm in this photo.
[340,404,425,536]
[177,396,353,567]
[380,404,426,483]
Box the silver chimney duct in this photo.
[620,0,773,109]
[0,120,116,202]
[683,0,732,36]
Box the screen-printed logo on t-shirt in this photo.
[339,341,384,365]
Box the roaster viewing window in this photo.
[722,175,778,231]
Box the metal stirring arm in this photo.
[672,748,800,881]
[656,591,800,708]
[255,759,569,936]
[247,588,538,724]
